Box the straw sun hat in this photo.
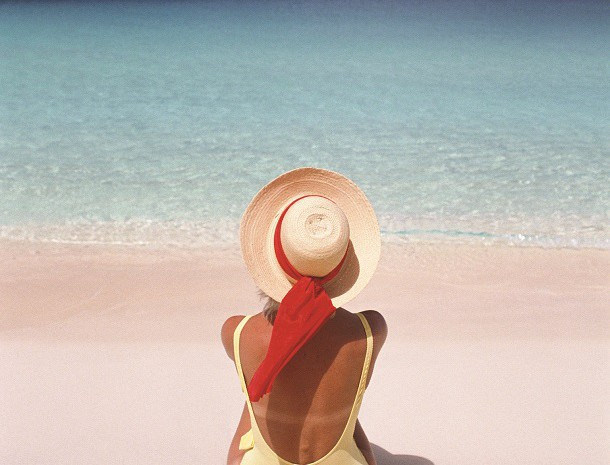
[240,167,381,308]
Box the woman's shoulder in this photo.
[221,312,269,360]
[359,310,387,333]
[220,314,247,361]
[357,310,388,353]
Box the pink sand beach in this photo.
[1,239,608,465]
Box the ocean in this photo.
[1,1,608,248]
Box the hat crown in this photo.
[240,167,380,307]
[280,196,349,278]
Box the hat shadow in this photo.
[371,444,434,465]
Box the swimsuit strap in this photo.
[356,312,374,392]
[341,312,374,434]
[233,315,253,396]
[234,315,278,458]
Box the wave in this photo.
[1,219,607,250]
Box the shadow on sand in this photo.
[371,444,434,465]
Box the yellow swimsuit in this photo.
[233,313,373,465]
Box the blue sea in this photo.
[0,1,608,248]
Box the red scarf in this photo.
[247,196,347,402]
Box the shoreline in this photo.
[2,225,608,251]
[2,238,608,341]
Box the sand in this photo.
[1,239,609,465]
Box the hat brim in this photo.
[240,167,381,308]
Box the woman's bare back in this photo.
[223,308,387,464]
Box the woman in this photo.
[222,168,387,465]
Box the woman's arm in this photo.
[353,418,377,465]
[227,403,251,465]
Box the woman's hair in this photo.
[258,289,280,324]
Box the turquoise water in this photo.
[0,1,608,248]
